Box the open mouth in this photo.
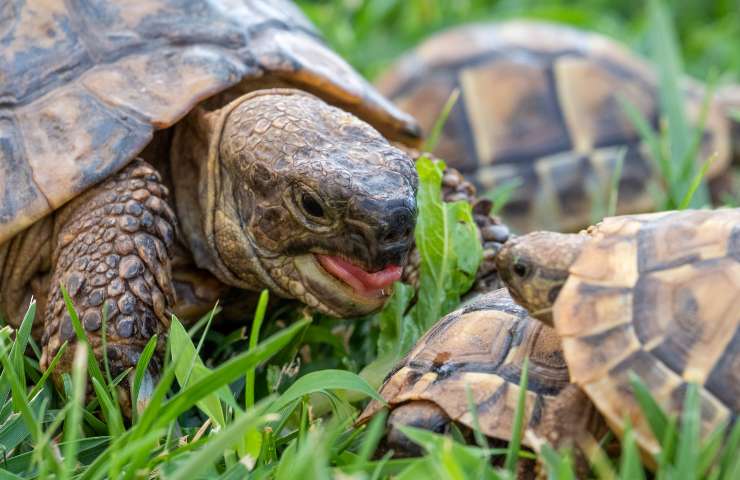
[316,254,402,298]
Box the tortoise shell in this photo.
[377,21,732,233]
[0,0,420,246]
[555,208,740,456]
[358,288,589,447]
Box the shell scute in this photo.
[359,289,575,446]
[1,0,419,245]
[558,209,740,456]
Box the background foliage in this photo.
[296,0,740,83]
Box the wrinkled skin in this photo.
[495,231,587,325]
[172,89,418,318]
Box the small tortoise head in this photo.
[210,89,417,317]
[495,231,587,326]
[386,401,452,456]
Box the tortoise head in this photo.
[495,231,587,326]
[194,89,417,317]
[386,401,452,456]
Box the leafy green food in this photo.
[364,155,483,386]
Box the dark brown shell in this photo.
[377,21,730,233]
[0,0,420,245]
[556,208,740,455]
[358,288,577,447]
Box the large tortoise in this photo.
[0,0,437,404]
[357,288,606,466]
[496,208,740,458]
[377,21,740,233]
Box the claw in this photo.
[131,369,156,416]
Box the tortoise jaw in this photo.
[292,254,395,316]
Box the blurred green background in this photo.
[296,0,740,83]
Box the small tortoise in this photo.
[496,208,740,458]
[357,288,605,460]
[0,0,430,403]
[377,21,740,233]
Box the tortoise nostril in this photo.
[381,211,414,245]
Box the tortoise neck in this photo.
[170,94,294,294]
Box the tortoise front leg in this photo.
[40,160,176,412]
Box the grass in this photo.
[1,0,739,478]
[2,147,736,478]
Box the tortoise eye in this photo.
[512,261,529,279]
[301,192,324,218]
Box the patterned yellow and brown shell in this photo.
[555,208,740,456]
[377,21,731,233]
[358,288,578,447]
[0,0,420,246]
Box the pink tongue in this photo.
[317,255,402,294]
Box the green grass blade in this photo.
[675,383,701,480]
[270,369,383,413]
[0,342,37,440]
[61,346,87,480]
[423,88,460,152]
[0,342,63,476]
[90,377,124,438]
[619,95,668,183]
[154,318,311,430]
[588,437,618,480]
[246,289,269,410]
[168,402,274,480]
[677,153,716,209]
[60,285,112,401]
[656,416,678,478]
[647,0,691,170]
[486,178,523,217]
[539,443,577,480]
[355,409,388,467]
[629,373,669,442]
[170,315,228,428]
[618,422,645,480]
[131,334,157,420]
[698,423,725,476]
[0,392,53,458]
[106,428,167,479]
[11,300,35,384]
[28,341,68,399]
[504,357,528,473]
[677,77,716,182]
[719,419,740,479]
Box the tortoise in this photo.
[0,0,438,406]
[495,208,740,458]
[377,21,740,233]
[357,288,606,463]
